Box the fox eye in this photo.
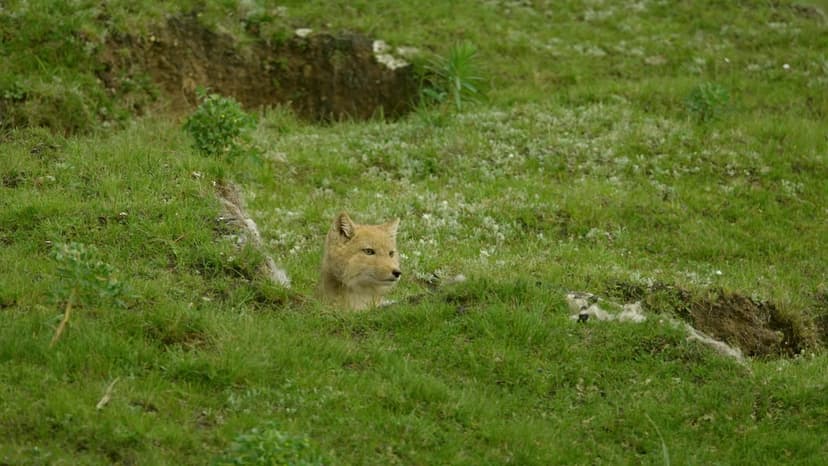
[362,248,376,255]
[389,250,395,257]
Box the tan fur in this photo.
[319,212,401,310]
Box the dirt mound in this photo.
[609,282,814,357]
[687,290,800,357]
[98,14,418,121]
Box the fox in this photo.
[319,211,402,310]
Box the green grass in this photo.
[2,0,828,464]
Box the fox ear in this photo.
[383,218,400,237]
[334,211,356,240]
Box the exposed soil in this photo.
[688,290,797,357]
[98,14,419,121]
[609,282,816,357]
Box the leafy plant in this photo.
[184,89,257,157]
[421,42,486,112]
[685,82,730,122]
[51,241,129,308]
[0,77,28,102]
[213,422,324,466]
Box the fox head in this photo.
[324,211,401,292]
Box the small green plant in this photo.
[51,241,129,308]
[685,82,730,122]
[0,78,27,102]
[421,42,486,112]
[184,89,257,157]
[213,422,324,466]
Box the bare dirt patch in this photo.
[98,14,419,121]
[687,290,799,357]
[609,282,817,357]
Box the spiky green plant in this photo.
[422,42,486,112]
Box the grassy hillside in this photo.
[2,0,827,464]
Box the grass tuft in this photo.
[685,82,730,122]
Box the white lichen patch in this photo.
[373,40,410,69]
[375,54,409,70]
[685,324,744,362]
[395,46,420,58]
[567,291,745,362]
[294,28,312,38]
[372,40,391,54]
[566,292,646,323]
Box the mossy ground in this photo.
[1,1,827,464]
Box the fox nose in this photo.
[392,269,402,279]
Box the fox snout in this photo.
[377,267,401,283]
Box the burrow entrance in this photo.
[98,14,419,121]
[609,282,821,358]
